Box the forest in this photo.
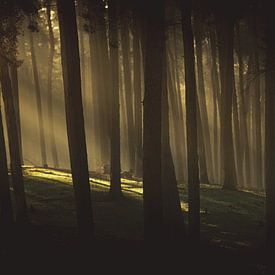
[0,0,274,273]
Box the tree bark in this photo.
[265,4,275,273]
[194,13,213,183]
[252,15,262,189]
[209,27,221,184]
[143,0,165,241]
[235,22,251,187]
[162,52,185,241]
[29,30,47,168]
[10,65,23,164]
[181,0,200,240]
[216,15,237,190]
[0,100,13,227]
[0,54,28,224]
[57,0,94,241]
[109,0,122,199]
[46,1,59,168]
[133,11,143,178]
[121,18,135,172]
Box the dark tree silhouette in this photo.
[0,55,28,224]
[143,0,165,240]
[181,0,200,240]
[0,100,13,227]
[109,0,123,200]
[265,1,275,272]
[57,0,94,241]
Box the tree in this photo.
[46,0,59,168]
[87,0,111,168]
[208,26,221,184]
[162,51,185,240]
[120,11,135,173]
[109,0,123,200]
[235,21,251,187]
[181,0,200,240]
[10,64,23,163]
[143,0,165,240]
[56,0,94,241]
[194,11,213,184]
[264,2,275,272]
[29,25,48,168]
[216,10,237,190]
[132,7,143,178]
[0,100,13,228]
[0,54,28,224]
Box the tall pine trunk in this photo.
[143,0,165,240]
[57,0,94,241]
[235,22,251,187]
[162,52,185,240]
[29,30,47,168]
[10,65,23,164]
[216,16,236,190]
[133,11,143,178]
[194,13,213,183]
[209,27,221,184]
[121,20,135,172]
[46,1,59,168]
[265,3,275,273]
[181,0,200,240]
[109,0,122,199]
[0,100,13,227]
[0,55,28,224]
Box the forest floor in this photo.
[1,166,267,274]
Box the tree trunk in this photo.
[46,1,59,168]
[0,100,13,227]
[88,30,101,168]
[181,0,200,240]
[133,11,143,178]
[167,48,184,181]
[235,22,251,187]
[162,52,185,241]
[173,25,187,181]
[109,0,122,199]
[10,65,23,164]
[209,27,221,184]
[121,20,135,172]
[57,0,94,241]
[194,13,213,183]
[143,0,165,241]
[265,4,275,273]
[0,55,28,224]
[29,30,47,168]
[87,0,110,168]
[252,16,262,189]
[197,98,209,183]
[216,16,237,190]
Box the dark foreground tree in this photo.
[0,100,13,228]
[57,0,94,241]
[143,0,165,240]
[265,2,275,273]
[181,0,200,241]
[0,54,28,224]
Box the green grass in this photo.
[21,167,265,250]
